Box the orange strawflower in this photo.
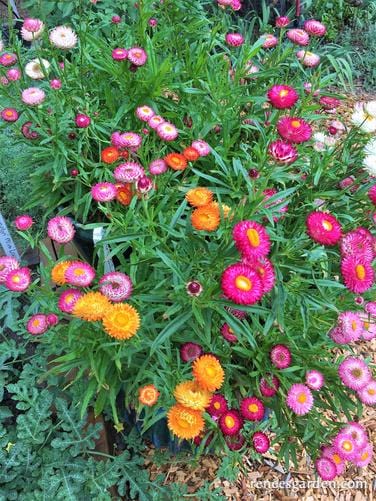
[174,380,212,411]
[193,355,224,392]
[164,153,188,171]
[102,303,140,340]
[185,187,213,207]
[191,204,220,231]
[139,384,160,406]
[210,202,232,219]
[51,261,72,286]
[115,183,133,206]
[167,403,204,440]
[101,146,120,164]
[72,292,112,321]
[183,147,200,162]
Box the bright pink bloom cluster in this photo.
[111,47,147,66]
[267,84,298,109]
[14,214,33,230]
[306,211,342,246]
[340,227,375,293]
[26,312,58,336]
[277,116,312,143]
[5,267,32,292]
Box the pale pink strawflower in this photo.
[6,68,21,81]
[21,23,44,42]
[99,272,133,302]
[296,50,320,68]
[75,114,91,128]
[0,256,19,283]
[23,18,43,32]
[343,422,368,449]
[286,383,314,415]
[64,261,95,287]
[192,140,211,156]
[353,443,373,467]
[127,47,147,66]
[329,326,348,345]
[149,159,167,175]
[338,357,371,391]
[112,48,128,61]
[47,216,75,244]
[1,108,19,122]
[117,132,142,149]
[50,79,62,90]
[148,115,165,129]
[156,122,178,141]
[270,344,291,369]
[340,230,374,260]
[14,214,33,231]
[49,26,77,49]
[27,314,49,335]
[304,19,327,37]
[136,105,155,121]
[114,162,144,183]
[21,87,46,106]
[306,370,324,390]
[58,289,83,313]
[225,33,244,47]
[287,29,310,46]
[357,380,376,405]
[91,182,117,202]
[337,311,363,342]
[5,267,31,292]
[261,34,278,48]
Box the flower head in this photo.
[296,50,320,67]
[0,53,17,67]
[268,140,298,165]
[174,380,211,411]
[219,410,243,436]
[157,122,178,141]
[47,216,75,244]
[75,114,91,128]
[186,280,203,296]
[72,292,111,321]
[340,255,374,293]
[167,404,204,440]
[306,211,342,245]
[333,432,359,461]
[304,19,326,37]
[64,261,95,287]
[0,256,19,283]
[183,147,200,161]
[252,431,270,453]
[21,87,46,106]
[277,116,312,143]
[58,289,83,313]
[259,375,280,397]
[139,385,160,406]
[14,214,33,231]
[91,182,117,202]
[49,26,77,49]
[26,314,49,335]
[342,422,368,449]
[270,344,291,369]
[243,257,276,294]
[112,48,128,61]
[357,380,376,405]
[101,146,119,164]
[240,396,265,421]
[225,33,244,47]
[21,121,39,139]
[186,188,213,207]
[1,108,19,122]
[352,102,376,133]
[267,84,298,109]
[149,159,167,176]
[337,311,363,342]
[220,323,238,343]
[191,140,211,156]
[191,204,220,232]
[306,370,325,390]
[127,47,147,66]
[232,220,271,260]
[207,394,228,418]
[148,115,165,129]
[275,16,290,28]
[102,303,141,340]
[99,272,132,302]
[261,34,278,48]
[286,383,314,415]
[7,68,21,81]
[340,229,374,260]
[287,28,310,46]
[180,342,203,363]
[51,261,72,286]
[353,443,373,467]
[5,267,31,292]
[136,105,155,122]
[315,458,337,481]
[192,354,224,392]
[221,263,263,305]
[321,446,345,475]
[25,58,50,79]
[338,357,371,390]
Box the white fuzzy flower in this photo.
[49,26,77,49]
[364,101,376,118]
[21,23,44,42]
[365,138,376,157]
[352,106,376,133]
[363,155,376,176]
[25,59,50,80]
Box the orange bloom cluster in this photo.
[167,354,225,440]
[186,187,231,232]
[164,145,200,172]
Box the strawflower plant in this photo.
[0,0,375,481]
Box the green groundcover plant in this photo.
[0,0,375,484]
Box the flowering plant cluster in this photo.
[0,0,375,481]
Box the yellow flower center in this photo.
[165,126,173,132]
[73,268,84,276]
[177,417,189,429]
[235,275,252,291]
[364,322,370,329]
[5,110,13,117]
[12,276,21,283]
[279,89,289,97]
[361,451,369,460]
[65,294,74,303]
[248,404,259,413]
[32,319,40,327]
[355,265,366,280]
[247,228,260,247]
[205,366,216,377]
[351,321,357,331]
[322,220,333,231]
[343,440,353,452]
[144,389,155,400]
[291,120,301,128]
[368,388,376,395]
[214,402,221,410]
[225,416,235,428]
[228,327,234,334]
[332,453,342,465]
[114,312,130,326]
[297,393,307,404]
[351,368,362,378]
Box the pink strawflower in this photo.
[46,313,59,326]
[304,19,326,37]
[91,182,117,202]
[306,211,342,245]
[114,162,144,183]
[340,255,374,294]
[337,311,363,342]
[365,301,376,316]
[117,132,142,149]
[180,342,203,362]
[338,176,356,190]
[321,446,346,475]
[191,140,211,156]
[5,267,31,292]
[261,34,278,48]
[21,87,46,106]
[112,48,128,61]
[360,314,376,341]
[149,159,167,175]
[259,375,280,397]
[275,16,290,28]
[64,261,95,287]
[21,121,40,140]
[219,410,243,436]
[270,344,291,369]
[136,105,155,121]
[225,33,244,47]
[353,443,373,467]
[148,115,165,129]
[368,185,376,205]
[75,114,91,128]
[296,50,320,68]
[127,47,147,66]
[240,396,265,421]
[320,96,341,110]
[6,68,21,81]
[58,289,83,313]
[0,77,9,86]
[47,216,75,244]
[137,176,153,193]
[1,108,19,122]
[357,380,376,405]
[343,422,368,449]
[50,79,62,90]
[148,17,157,27]
[306,370,325,390]
[221,263,263,305]
[232,220,271,260]
[0,256,19,283]
[14,215,33,231]
[0,53,17,67]
[329,326,348,345]
[27,314,49,335]
[23,18,43,32]
[340,230,374,260]
[286,383,314,415]
[217,0,233,5]
[338,357,371,391]
[207,394,228,419]
[243,257,276,294]
[277,116,312,143]
[286,28,310,46]
[315,457,337,481]
[111,15,121,24]
[156,122,178,141]
[99,271,133,302]
[220,323,238,343]
[333,432,359,461]
[268,140,298,165]
[252,431,270,453]
[231,0,242,10]
[267,84,299,109]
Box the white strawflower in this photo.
[364,101,376,118]
[352,107,376,133]
[49,26,77,49]
[365,138,376,157]
[25,59,50,80]
[21,23,44,42]
[363,155,376,176]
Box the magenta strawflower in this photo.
[221,263,263,305]
[275,16,290,28]
[261,34,278,48]
[50,79,62,90]
[117,132,142,149]
[186,280,203,297]
[321,446,346,475]
[338,357,371,391]
[46,313,59,326]
[207,394,228,419]
[91,182,117,202]
[340,255,374,294]
[27,314,49,335]
[277,116,312,143]
[296,50,320,68]
[14,214,33,231]
[149,159,167,175]
[0,53,17,67]
[148,115,165,129]
[23,18,43,32]
[6,68,21,81]
[1,108,19,122]
[137,176,153,194]
[180,342,203,363]
[252,431,270,453]
[267,84,299,109]
[365,301,376,316]
[286,28,310,46]
[304,19,326,37]
[339,230,374,260]
[232,220,271,260]
[225,433,245,451]
[306,211,342,245]
[58,289,83,313]
[220,323,238,343]
[306,370,325,390]
[259,374,280,397]
[111,15,121,24]
[156,122,178,141]
[114,162,144,183]
[240,396,265,421]
[64,261,95,287]
[368,185,376,205]
[320,96,341,110]
[268,140,298,165]
[127,47,147,66]
[286,383,314,415]
[353,443,373,467]
[136,105,155,121]
[333,432,358,461]
[21,87,46,106]
[243,257,276,294]
[0,256,19,283]
[192,140,211,156]
[357,380,376,405]
[112,48,128,61]
[342,422,368,449]
[219,410,243,436]
[99,272,133,302]
[5,267,31,292]
[270,344,291,369]
[47,216,75,244]
[225,33,244,47]
[75,114,91,128]
[329,326,348,344]
[315,457,337,481]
